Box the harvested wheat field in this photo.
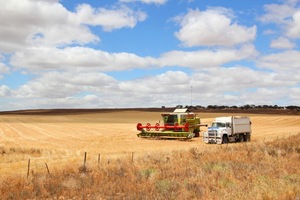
[0,109,300,199]
[0,110,299,178]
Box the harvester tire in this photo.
[193,129,200,137]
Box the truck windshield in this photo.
[211,122,226,128]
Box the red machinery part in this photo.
[136,122,189,132]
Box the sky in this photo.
[0,0,300,111]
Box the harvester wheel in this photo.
[193,129,200,137]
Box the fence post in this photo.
[98,154,101,168]
[27,159,30,178]
[131,152,134,163]
[83,152,87,171]
[45,163,50,175]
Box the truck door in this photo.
[226,122,232,135]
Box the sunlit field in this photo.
[0,110,299,199]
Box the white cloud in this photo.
[14,71,117,98]
[0,0,146,53]
[0,0,97,52]
[290,87,300,104]
[259,4,296,24]
[158,44,257,69]
[1,0,299,110]
[10,46,156,71]
[5,64,299,109]
[10,44,258,72]
[270,37,295,49]
[0,85,11,97]
[75,4,147,31]
[119,0,167,5]
[259,2,300,40]
[258,50,300,72]
[174,8,256,47]
[287,10,300,38]
[0,63,10,78]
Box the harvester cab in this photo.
[136,108,206,140]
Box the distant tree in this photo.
[243,104,251,109]
[196,105,205,109]
[218,105,226,109]
[286,106,300,110]
[207,105,218,109]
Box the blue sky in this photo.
[0,0,300,111]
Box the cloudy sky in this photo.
[0,0,300,111]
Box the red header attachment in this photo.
[137,122,189,132]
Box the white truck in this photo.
[202,116,251,144]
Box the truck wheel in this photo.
[245,133,251,142]
[222,135,229,144]
[238,134,245,142]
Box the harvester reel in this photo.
[174,123,179,131]
[155,123,160,131]
[184,123,189,132]
[146,123,151,131]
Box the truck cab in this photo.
[203,116,251,144]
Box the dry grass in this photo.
[0,111,299,199]
[0,133,299,199]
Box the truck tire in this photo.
[245,133,251,142]
[238,134,245,142]
[222,135,229,144]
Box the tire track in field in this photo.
[250,116,300,140]
[17,123,87,148]
[17,123,62,140]
[2,123,37,141]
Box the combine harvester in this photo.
[136,108,207,140]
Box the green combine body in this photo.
[136,109,206,139]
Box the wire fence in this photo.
[0,132,299,179]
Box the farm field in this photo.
[0,110,300,199]
[0,110,299,179]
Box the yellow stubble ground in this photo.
[0,111,299,179]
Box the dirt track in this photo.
[0,111,299,178]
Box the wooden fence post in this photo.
[45,163,50,175]
[83,152,87,171]
[98,154,101,168]
[131,152,134,163]
[27,159,30,178]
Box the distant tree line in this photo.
[173,104,300,111]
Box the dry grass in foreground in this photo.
[1,134,300,200]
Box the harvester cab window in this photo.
[180,114,187,124]
[166,114,177,125]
